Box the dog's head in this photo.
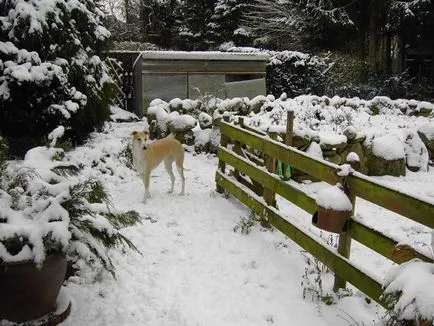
[131,130,150,150]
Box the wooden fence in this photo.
[215,116,434,313]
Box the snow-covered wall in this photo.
[145,94,434,177]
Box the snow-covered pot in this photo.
[0,254,67,322]
[312,186,353,233]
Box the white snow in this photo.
[47,126,65,147]
[3,107,434,325]
[383,260,434,321]
[170,115,197,130]
[169,97,183,108]
[305,142,323,159]
[26,120,384,326]
[416,101,434,112]
[319,133,347,147]
[315,185,353,211]
[139,50,269,61]
[110,105,138,122]
[418,123,434,140]
[372,135,405,160]
[198,112,212,124]
[404,131,429,172]
[337,164,352,177]
[346,152,360,163]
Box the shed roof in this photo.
[140,51,270,61]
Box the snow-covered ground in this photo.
[59,120,433,326]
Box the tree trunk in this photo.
[124,0,132,24]
[140,0,152,42]
[368,0,378,72]
[384,34,392,74]
[394,35,404,74]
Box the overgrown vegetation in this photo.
[233,211,261,235]
[300,251,353,310]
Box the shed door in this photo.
[142,74,188,109]
[188,74,226,99]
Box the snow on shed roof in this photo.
[140,51,270,61]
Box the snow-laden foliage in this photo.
[172,0,216,50]
[208,0,253,47]
[383,259,434,323]
[0,0,116,155]
[223,46,329,97]
[241,0,432,50]
[241,0,355,49]
[0,144,140,276]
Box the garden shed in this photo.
[133,51,269,117]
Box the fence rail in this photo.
[216,118,434,311]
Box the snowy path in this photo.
[62,122,381,326]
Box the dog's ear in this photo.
[131,131,138,136]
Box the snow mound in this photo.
[316,185,352,212]
[372,135,405,160]
[383,260,434,322]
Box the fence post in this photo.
[262,133,277,227]
[232,118,246,181]
[217,116,230,193]
[333,155,357,292]
[280,110,295,180]
[285,110,294,147]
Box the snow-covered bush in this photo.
[266,51,329,98]
[0,0,116,155]
[0,145,140,276]
[0,134,8,179]
[382,259,434,324]
[222,47,329,98]
[145,95,433,175]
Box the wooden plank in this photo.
[231,138,264,195]
[219,146,434,264]
[216,117,230,193]
[347,220,434,264]
[218,147,317,214]
[232,141,242,181]
[237,174,263,197]
[239,119,267,136]
[334,186,355,291]
[264,134,277,207]
[215,171,387,308]
[220,122,340,185]
[280,110,294,181]
[244,150,264,167]
[285,111,294,147]
[220,121,434,229]
[346,174,434,229]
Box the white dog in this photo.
[131,130,185,202]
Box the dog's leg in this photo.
[143,170,151,201]
[175,161,185,195]
[164,158,175,193]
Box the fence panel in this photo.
[216,120,434,312]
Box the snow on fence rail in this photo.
[215,117,434,317]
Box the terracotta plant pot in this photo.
[312,206,351,233]
[0,254,67,322]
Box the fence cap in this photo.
[139,51,270,61]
